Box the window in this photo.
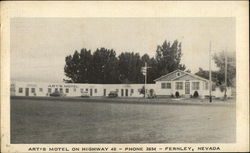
[131,89,134,94]
[10,87,15,92]
[212,84,216,91]
[192,82,200,90]
[31,88,35,93]
[55,88,58,92]
[167,83,171,88]
[39,88,43,92]
[73,88,76,92]
[10,84,15,92]
[65,88,69,93]
[161,83,171,89]
[95,89,97,93]
[19,88,23,93]
[85,88,88,91]
[81,89,84,93]
[205,82,208,90]
[161,83,165,89]
[48,88,51,93]
[175,82,183,90]
[176,72,181,77]
[59,88,63,93]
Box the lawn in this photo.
[11,97,235,143]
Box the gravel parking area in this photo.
[11,97,236,143]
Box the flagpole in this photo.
[224,48,228,100]
[209,41,212,102]
[145,62,147,99]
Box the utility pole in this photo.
[145,62,147,98]
[209,41,212,103]
[224,49,228,100]
[141,62,151,98]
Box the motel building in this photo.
[10,70,232,98]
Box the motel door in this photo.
[25,88,29,96]
[121,89,124,97]
[103,89,106,96]
[185,82,190,94]
[125,89,128,97]
[90,89,93,96]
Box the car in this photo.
[81,91,90,98]
[50,91,65,97]
[108,91,118,98]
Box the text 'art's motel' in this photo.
[11,70,232,98]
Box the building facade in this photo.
[10,70,232,98]
[11,81,156,98]
[154,69,210,97]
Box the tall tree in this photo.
[155,40,185,76]
[64,50,81,83]
[78,48,92,83]
[195,68,219,84]
[195,52,236,87]
[213,52,236,87]
[118,52,142,83]
[91,48,119,84]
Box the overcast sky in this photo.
[11,18,235,83]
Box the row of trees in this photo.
[64,40,236,87]
[64,40,186,84]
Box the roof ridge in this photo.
[154,69,182,81]
[154,69,209,82]
[172,71,209,82]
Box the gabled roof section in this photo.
[154,69,184,81]
[172,73,209,82]
[154,69,209,82]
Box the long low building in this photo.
[10,82,155,97]
[10,70,232,98]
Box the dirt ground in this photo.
[11,97,236,143]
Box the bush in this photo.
[175,91,180,98]
[138,86,145,95]
[148,89,156,98]
[193,91,199,98]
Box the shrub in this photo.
[175,91,180,98]
[139,86,145,95]
[148,89,156,98]
[193,91,199,98]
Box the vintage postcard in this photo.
[1,1,249,152]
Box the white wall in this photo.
[11,82,156,98]
[155,80,209,97]
[155,81,173,96]
[10,81,232,98]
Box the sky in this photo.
[11,18,235,83]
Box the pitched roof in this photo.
[154,69,209,82]
[172,73,209,82]
[154,69,182,81]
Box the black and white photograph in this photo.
[1,1,249,153]
[10,17,236,144]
